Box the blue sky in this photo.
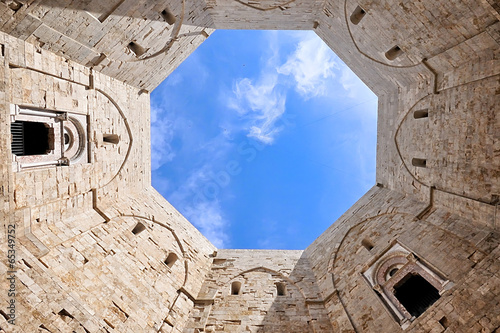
[150,30,377,250]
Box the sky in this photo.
[150,30,377,250]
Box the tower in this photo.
[0,0,498,332]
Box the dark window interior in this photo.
[11,121,50,156]
[394,274,440,318]
[131,222,146,235]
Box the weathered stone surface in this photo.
[0,0,498,332]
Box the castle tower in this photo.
[0,0,498,332]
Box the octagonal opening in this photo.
[151,30,377,250]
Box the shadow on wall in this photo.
[201,257,334,332]
[253,258,335,333]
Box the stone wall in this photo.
[0,0,498,332]
[305,186,500,332]
[184,250,333,333]
[0,29,216,333]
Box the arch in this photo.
[228,266,308,300]
[95,88,133,189]
[120,0,186,63]
[343,0,423,69]
[165,252,179,268]
[231,281,242,295]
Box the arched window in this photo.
[231,281,242,295]
[164,253,178,268]
[276,282,286,296]
[131,222,146,235]
[361,238,374,251]
[350,6,366,25]
[385,45,403,61]
[362,242,451,327]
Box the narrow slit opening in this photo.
[350,5,366,25]
[439,316,449,328]
[361,238,374,251]
[276,282,286,296]
[164,253,178,268]
[161,8,176,25]
[131,222,146,235]
[231,281,241,295]
[128,42,146,57]
[103,134,119,145]
[414,109,429,119]
[412,158,427,168]
[385,45,403,61]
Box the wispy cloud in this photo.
[278,34,338,99]
[151,30,377,249]
[168,166,231,248]
[228,74,286,144]
[184,200,229,248]
[151,105,176,171]
[225,31,373,145]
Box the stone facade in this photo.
[0,0,499,332]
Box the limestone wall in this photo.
[0,0,215,91]
[0,30,216,333]
[0,0,498,332]
[305,186,500,332]
[184,250,333,333]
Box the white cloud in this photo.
[278,34,338,99]
[151,106,176,171]
[229,75,286,144]
[169,167,231,248]
[184,200,229,248]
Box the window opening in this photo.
[412,158,426,168]
[11,121,52,156]
[8,0,23,12]
[439,316,449,329]
[362,238,374,251]
[413,109,429,119]
[161,8,176,25]
[231,281,242,295]
[58,309,74,323]
[394,274,440,318]
[385,45,403,61]
[164,253,178,268]
[103,134,119,144]
[276,282,286,296]
[131,222,146,235]
[350,6,366,25]
[128,41,146,57]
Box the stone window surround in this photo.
[362,242,453,329]
[10,104,89,171]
